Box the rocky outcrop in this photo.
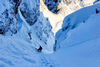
[44,0,60,13]
[0,0,18,35]
[20,0,40,25]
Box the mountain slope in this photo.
[0,0,100,67]
[0,0,55,66]
[50,2,100,67]
[41,0,95,34]
[0,0,55,53]
[55,2,100,50]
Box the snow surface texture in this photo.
[41,0,95,34]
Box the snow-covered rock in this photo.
[41,0,95,34]
[44,0,60,13]
[0,0,55,53]
[58,0,95,16]
[0,0,55,66]
[20,0,40,25]
[0,0,19,35]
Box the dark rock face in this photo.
[13,0,19,4]
[0,21,5,34]
[45,0,60,13]
[0,1,18,35]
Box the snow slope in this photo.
[50,12,100,67]
[0,0,55,53]
[38,6,100,67]
[0,0,55,66]
[50,2,100,67]
[55,2,100,50]
[0,0,100,67]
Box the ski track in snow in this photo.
[40,54,57,67]
[0,58,14,66]
[22,56,36,63]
